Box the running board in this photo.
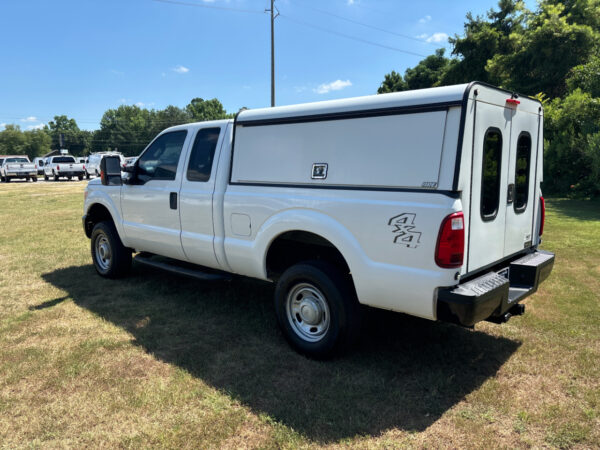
[134,253,232,281]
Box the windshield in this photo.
[53,157,76,163]
[6,157,29,163]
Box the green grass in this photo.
[0,182,599,448]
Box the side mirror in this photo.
[100,156,123,186]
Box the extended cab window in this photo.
[481,128,502,220]
[137,130,187,182]
[514,133,532,212]
[187,127,221,182]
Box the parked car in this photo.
[32,157,46,175]
[0,156,37,182]
[43,155,85,181]
[85,152,125,178]
[83,82,555,358]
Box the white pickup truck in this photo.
[43,155,86,181]
[83,82,554,357]
[0,156,37,182]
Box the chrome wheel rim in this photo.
[94,234,112,272]
[286,283,330,342]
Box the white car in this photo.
[83,82,554,357]
[85,153,125,178]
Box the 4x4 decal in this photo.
[388,213,422,248]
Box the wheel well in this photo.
[266,231,351,280]
[84,203,114,238]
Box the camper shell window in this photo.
[480,128,502,221]
[514,132,532,213]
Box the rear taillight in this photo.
[57,165,60,170]
[83,164,86,170]
[100,170,105,184]
[435,212,465,268]
[539,196,545,236]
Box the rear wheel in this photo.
[78,175,83,181]
[86,172,90,180]
[5,177,10,183]
[32,176,38,182]
[274,261,361,359]
[90,221,131,278]
[53,172,59,181]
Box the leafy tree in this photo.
[567,55,600,97]
[377,71,408,94]
[487,2,599,97]
[23,129,52,159]
[442,0,526,85]
[93,105,154,156]
[0,124,27,155]
[404,49,453,90]
[186,98,230,122]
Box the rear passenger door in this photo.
[179,126,224,268]
[503,108,540,255]
[467,101,512,272]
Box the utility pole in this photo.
[266,0,279,107]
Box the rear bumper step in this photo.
[436,250,554,327]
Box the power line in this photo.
[152,0,263,14]
[279,14,427,57]
[294,3,442,47]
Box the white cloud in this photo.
[416,33,428,39]
[314,79,352,94]
[172,65,190,74]
[347,0,355,4]
[425,32,448,43]
[419,15,432,24]
[21,116,37,122]
[0,123,7,129]
[27,123,45,130]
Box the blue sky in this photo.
[0,0,535,131]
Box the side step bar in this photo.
[134,253,232,281]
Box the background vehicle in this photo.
[83,83,554,358]
[32,157,46,175]
[85,152,125,178]
[0,156,37,182]
[43,155,85,181]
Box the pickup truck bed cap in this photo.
[238,84,470,124]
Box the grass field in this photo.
[0,181,598,448]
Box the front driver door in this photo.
[121,130,190,261]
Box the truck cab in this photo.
[83,82,554,357]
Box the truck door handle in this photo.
[169,192,177,210]
[507,183,515,204]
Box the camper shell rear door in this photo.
[465,87,542,274]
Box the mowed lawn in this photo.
[0,181,598,449]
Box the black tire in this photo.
[86,172,90,180]
[274,261,361,359]
[5,177,10,183]
[90,221,131,278]
[44,173,49,181]
[67,176,72,181]
[53,172,59,181]
[0,175,5,182]
[32,176,38,182]
[78,175,83,181]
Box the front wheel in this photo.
[274,261,361,359]
[90,221,131,278]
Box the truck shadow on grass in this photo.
[43,264,520,443]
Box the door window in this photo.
[137,130,187,182]
[514,133,532,213]
[186,127,221,182]
[480,128,502,220]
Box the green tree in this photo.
[567,55,600,97]
[404,49,453,90]
[487,2,598,97]
[47,115,80,150]
[186,98,229,122]
[23,129,52,159]
[377,70,408,94]
[442,0,526,85]
[0,125,27,155]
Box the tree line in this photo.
[378,0,600,197]
[0,98,232,160]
